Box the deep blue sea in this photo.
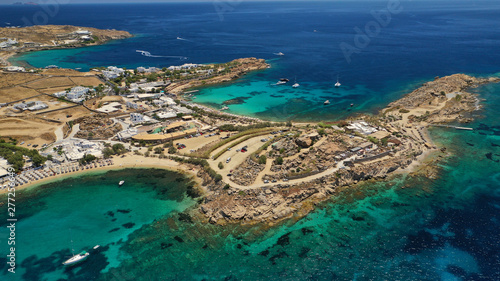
[0,1,499,280]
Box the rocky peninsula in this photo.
[196,74,499,225]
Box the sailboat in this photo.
[335,76,341,88]
[62,230,90,266]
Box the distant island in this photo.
[0,25,132,67]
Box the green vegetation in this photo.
[275,156,284,165]
[0,143,47,172]
[399,108,410,114]
[79,154,96,165]
[167,156,222,182]
[218,162,224,169]
[367,136,380,145]
[258,155,267,164]
[154,147,163,154]
[102,143,128,158]
[455,94,462,101]
[168,146,177,154]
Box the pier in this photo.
[429,124,474,131]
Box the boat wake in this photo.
[176,36,192,42]
[136,50,188,60]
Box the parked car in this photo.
[264,180,269,184]
[226,157,231,163]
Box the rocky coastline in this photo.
[196,74,500,226]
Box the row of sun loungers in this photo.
[1,159,115,188]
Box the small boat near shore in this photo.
[119,180,124,186]
[274,52,285,56]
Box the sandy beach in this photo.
[0,154,202,195]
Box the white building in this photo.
[4,66,25,72]
[0,38,17,48]
[27,101,48,111]
[130,113,145,123]
[126,101,139,109]
[347,121,378,135]
[103,66,125,79]
[117,127,139,141]
[102,70,118,79]
[65,86,90,102]
[136,67,159,73]
[75,30,91,35]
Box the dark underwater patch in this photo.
[105,211,115,217]
[485,152,499,162]
[269,251,289,265]
[276,232,291,247]
[298,247,311,258]
[174,236,184,243]
[108,227,120,233]
[117,209,131,214]
[403,230,444,254]
[122,222,135,229]
[161,242,173,249]
[178,212,193,223]
[301,228,313,235]
[258,249,269,257]
[223,96,250,105]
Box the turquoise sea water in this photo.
[0,169,197,281]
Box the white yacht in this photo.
[324,100,330,105]
[119,180,124,186]
[63,251,89,266]
[292,83,300,88]
[274,52,285,56]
